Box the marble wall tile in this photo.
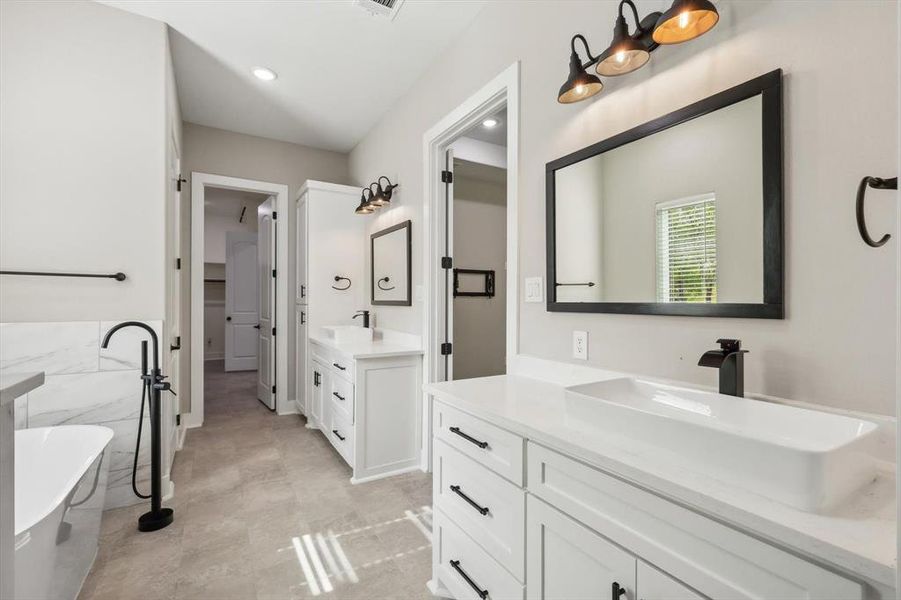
[105,416,151,473]
[0,321,99,375]
[99,320,163,372]
[28,370,145,427]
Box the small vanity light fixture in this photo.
[355,176,399,214]
[355,189,375,215]
[252,66,278,81]
[558,0,718,104]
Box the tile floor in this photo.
[79,361,434,600]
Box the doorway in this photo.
[189,173,289,428]
[421,62,520,465]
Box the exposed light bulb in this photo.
[574,84,584,95]
[678,11,690,28]
[615,51,626,64]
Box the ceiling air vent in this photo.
[354,0,405,20]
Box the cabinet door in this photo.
[309,360,323,425]
[527,496,635,600]
[296,194,308,304]
[637,561,706,600]
[295,306,307,414]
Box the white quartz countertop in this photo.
[425,374,897,588]
[0,371,44,406]
[310,333,423,360]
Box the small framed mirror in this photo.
[546,70,783,318]
[371,220,412,306]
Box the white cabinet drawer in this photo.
[638,560,706,600]
[435,509,524,600]
[526,443,863,600]
[327,408,354,467]
[329,375,354,423]
[434,401,524,486]
[330,352,354,383]
[434,439,525,580]
[526,495,635,600]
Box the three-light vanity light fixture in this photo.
[355,176,399,215]
[558,0,719,104]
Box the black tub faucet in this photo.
[698,338,749,397]
[353,310,370,328]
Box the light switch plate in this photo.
[525,277,543,303]
[573,331,588,360]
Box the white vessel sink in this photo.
[564,377,878,512]
[322,325,373,344]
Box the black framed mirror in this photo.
[371,220,412,306]
[546,69,783,318]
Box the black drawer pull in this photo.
[332,392,345,401]
[612,582,626,599]
[332,362,346,371]
[450,485,489,516]
[449,426,488,449]
[332,429,346,441]
[449,559,488,600]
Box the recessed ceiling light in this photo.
[482,118,498,128]
[252,67,277,81]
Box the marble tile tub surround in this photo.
[0,320,164,509]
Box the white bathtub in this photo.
[15,425,114,600]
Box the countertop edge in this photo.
[425,382,896,589]
[309,335,423,359]
[0,372,45,406]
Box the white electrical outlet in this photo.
[573,331,588,360]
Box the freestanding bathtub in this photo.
[15,425,114,600]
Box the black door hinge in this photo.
[273,211,278,220]
[272,269,277,278]
[176,414,181,426]
[176,258,181,270]
[441,170,453,184]
[441,256,453,269]
[176,175,186,192]
[272,327,276,336]
[272,385,276,394]
[441,342,453,356]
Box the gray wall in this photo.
[349,0,899,416]
[453,167,507,380]
[0,0,175,322]
[180,123,350,413]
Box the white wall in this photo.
[349,1,899,416]
[180,123,350,412]
[0,0,172,323]
[453,168,507,380]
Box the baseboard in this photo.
[350,464,422,485]
[204,354,224,361]
[426,579,451,598]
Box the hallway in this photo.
[79,361,434,600]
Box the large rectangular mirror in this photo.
[371,220,412,306]
[546,70,783,318]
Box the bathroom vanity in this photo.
[426,360,895,600]
[308,328,423,483]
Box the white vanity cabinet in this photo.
[431,399,867,600]
[310,338,422,483]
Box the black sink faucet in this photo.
[353,310,370,328]
[698,338,749,397]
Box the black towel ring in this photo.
[856,176,897,248]
[377,277,395,291]
[332,276,351,291]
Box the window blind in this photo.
[656,194,717,303]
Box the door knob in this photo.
[253,324,261,329]
[226,316,232,322]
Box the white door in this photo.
[295,305,307,414]
[441,148,455,382]
[309,360,323,425]
[257,197,277,409]
[225,231,259,371]
[527,495,636,600]
[296,194,308,304]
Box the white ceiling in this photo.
[462,108,506,146]
[98,0,486,152]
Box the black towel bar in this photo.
[0,270,127,281]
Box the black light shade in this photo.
[558,51,603,104]
[652,0,719,45]
[370,177,398,207]
[596,15,651,77]
[355,189,374,215]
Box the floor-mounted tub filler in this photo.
[14,425,113,600]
